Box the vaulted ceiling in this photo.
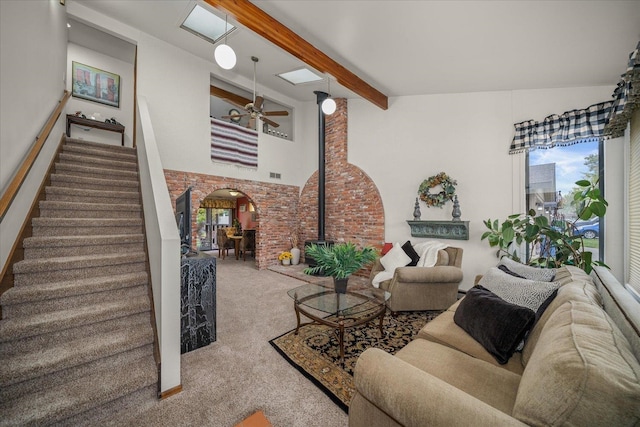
[74,0,640,108]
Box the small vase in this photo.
[282,259,291,266]
[290,247,301,265]
[333,277,349,294]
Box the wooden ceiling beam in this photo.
[210,85,252,108]
[204,0,388,110]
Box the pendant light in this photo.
[214,15,236,70]
[321,77,336,115]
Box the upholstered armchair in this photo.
[369,247,463,313]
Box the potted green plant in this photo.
[303,242,378,293]
[481,178,608,274]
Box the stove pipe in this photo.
[314,91,329,241]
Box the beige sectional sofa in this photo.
[349,265,640,427]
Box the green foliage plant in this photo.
[481,179,608,274]
[303,242,378,279]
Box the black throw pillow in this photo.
[401,240,420,267]
[497,264,526,279]
[454,286,535,364]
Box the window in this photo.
[526,139,603,262]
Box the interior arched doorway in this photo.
[196,188,258,262]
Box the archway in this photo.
[197,188,259,261]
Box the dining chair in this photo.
[241,229,256,261]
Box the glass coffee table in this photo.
[287,283,390,364]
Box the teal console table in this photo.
[407,220,470,240]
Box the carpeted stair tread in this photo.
[3,283,149,318]
[62,144,137,163]
[0,354,156,426]
[32,217,143,228]
[54,162,138,180]
[0,323,154,387]
[38,201,142,219]
[58,152,138,171]
[0,344,153,403]
[1,271,148,306]
[13,252,146,274]
[0,295,150,343]
[50,173,139,190]
[64,136,137,153]
[39,200,141,212]
[23,234,144,249]
[45,186,140,202]
[64,138,135,154]
[0,313,151,358]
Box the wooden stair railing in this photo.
[0,90,70,317]
[0,90,70,220]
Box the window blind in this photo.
[628,108,640,298]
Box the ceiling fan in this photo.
[221,56,289,128]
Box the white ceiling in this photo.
[73,0,640,107]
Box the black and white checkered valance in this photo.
[603,41,640,139]
[509,101,613,154]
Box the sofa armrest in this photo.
[352,348,525,427]
[394,266,463,283]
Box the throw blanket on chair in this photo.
[372,241,448,288]
[413,241,448,267]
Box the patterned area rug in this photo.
[269,310,443,412]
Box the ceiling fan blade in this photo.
[221,114,248,119]
[262,110,289,116]
[260,116,280,128]
[254,96,264,110]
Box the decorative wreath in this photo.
[418,172,457,208]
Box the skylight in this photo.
[181,4,235,45]
[277,68,324,85]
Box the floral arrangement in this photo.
[418,172,457,208]
[289,232,299,248]
[278,251,293,261]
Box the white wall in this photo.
[135,32,318,188]
[0,0,67,273]
[0,0,67,191]
[348,86,616,289]
[66,43,134,147]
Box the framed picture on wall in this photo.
[72,61,120,108]
[239,204,246,212]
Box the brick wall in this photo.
[299,98,385,275]
[164,98,384,272]
[164,170,299,269]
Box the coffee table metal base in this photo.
[292,291,386,365]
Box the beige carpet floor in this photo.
[71,255,348,426]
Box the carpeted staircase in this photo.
[0,138,158,425]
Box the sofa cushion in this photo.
[479,267,560,312]
[454,286,535,364]
[417,308,525,374]
[401,240,420,266]
[380,242,411,271]
[498,257,557,282]
[396,339,522,415]
[521,278,602,366]
[513,301,640,426]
